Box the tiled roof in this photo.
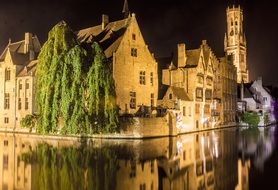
[185,49,200,67]
[0,35,41,64]
[17,60,37,77]
[77,17,131,58]
[170,86,191,101]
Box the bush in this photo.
[241,112,260,127]
[20,115,38,132]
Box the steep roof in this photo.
[185,48,201,68]
[77,17,131,58]
[169,86,191,101]
[0,36,41,63]
[17,60,37,77]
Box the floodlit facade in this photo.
[159,40,237,130]
[77,13,158,115]
[0,33,41,129]
[224,5,249,83]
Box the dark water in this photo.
[1,126,277,190]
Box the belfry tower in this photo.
[224,5,248,83]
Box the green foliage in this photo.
[242,111,260,127]
[263,113,270,125]
[20,144,119,190]
[35,21,118,134]
[20,114,38,131]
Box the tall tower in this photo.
[224,5,248,83]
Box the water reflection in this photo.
[0,127,277,190]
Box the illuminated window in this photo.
[150,72,153,86]
[151,93,154,107]
[139,71,146,85]
[18,98,22,110]
[130,91,136,109]
[5,69,11,81]
[4,93,10,109]
[132,33,136,40]
[196,88,203,99]
[131,48,137,57]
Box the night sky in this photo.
[0,0,277,86]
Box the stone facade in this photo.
[224,5,249,83]
[78,13,158,115]
[0,33,40,129]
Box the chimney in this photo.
[102,14,109,30]
[24,32,32,54]
[257,76,263,86]
[177,43,186,68]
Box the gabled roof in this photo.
[17,60,37,77]
[0,36,41,63]
[77,17,131,58]
[185,48,201,68]
[169,86,191,101]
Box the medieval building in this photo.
[77,9,158,115]
[224,5,249,83]
[0,33,41,129]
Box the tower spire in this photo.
[122,0,130,18]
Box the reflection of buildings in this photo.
[0,129,239,190]
[235,159,250,190]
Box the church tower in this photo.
[224,5,248,83]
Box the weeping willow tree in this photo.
[20,144,119,190]
[35,21,118,134]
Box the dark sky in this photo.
[0,0,277,86]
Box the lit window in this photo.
[139,71,146,85]
[130,91,136,109]
[5,69,11,81]
[4,93,10,109]
[131,48,137,57]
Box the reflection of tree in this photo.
[20,144,119,190]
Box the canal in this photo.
[0,126,277,190]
